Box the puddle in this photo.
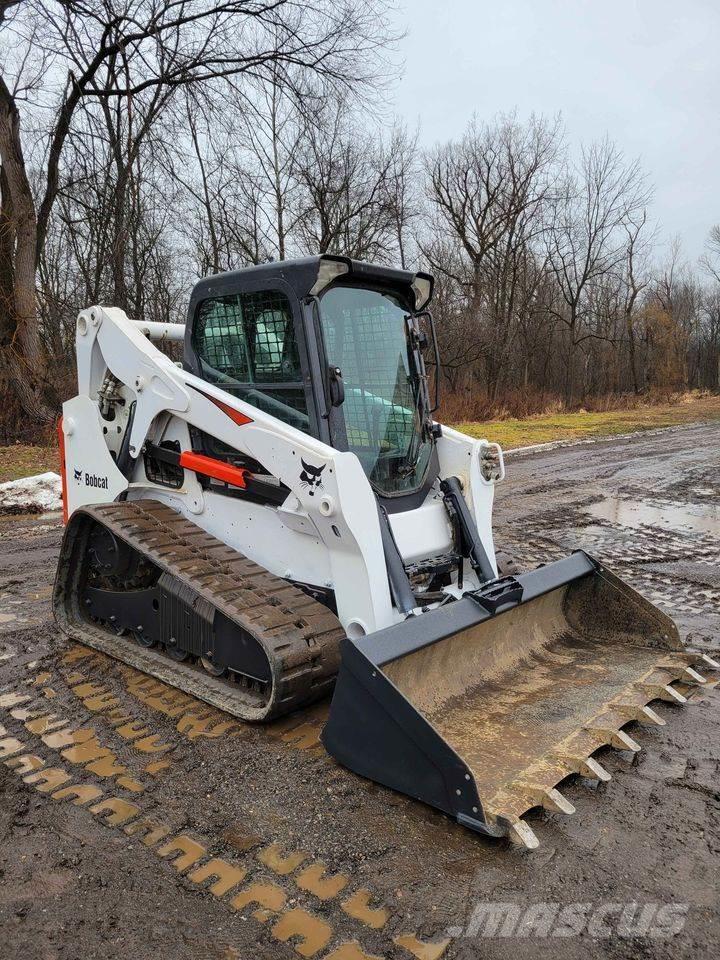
[341,889,389,929]
[587,497,720,536]
[296,862,349,900]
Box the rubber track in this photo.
[53,499,344,721]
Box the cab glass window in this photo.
[193,289,308,432]
[318,285,432,495]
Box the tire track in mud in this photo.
[496,445,720,651]
[0,658,450,960]
[2,423,720,959]
[60,643,330,753]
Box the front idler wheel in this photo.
[88,524,139,579]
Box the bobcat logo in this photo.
[72,468,109,489]
[299,459,326,496]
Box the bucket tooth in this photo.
[578,756,612,782]
[697,653,720,671]
[639,704,665,726]
[503,817,540,850]
[534,786,575,815]
[616,703,666,726]
[586,725,641,752]
[610,729,642,752]
[682,667,707,685]
[637,682,687,705]
[556,752,612,782]
[504,781,575,817]
[659,652,719,672]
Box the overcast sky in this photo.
[389,0,720,262]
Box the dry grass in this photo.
[0,445,60,484]
[455,393,720,448]
[441,386,719,422]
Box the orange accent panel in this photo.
[210,395,253,426]
[179,451,249,488]
[57,417,68,525]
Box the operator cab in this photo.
[184,255,439,510]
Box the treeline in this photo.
[1,2,719,443]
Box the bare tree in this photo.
[699,226,720,387]
[170,94,276,273]
[546,137,652,400]
[422,113,562,397]
[237,67,310,261]
[700,224,720,285]
[381,122,420,269]
[613,209,654,394]
[293,96,400,260]
[648,238,703,390]
[2,6,718,441]
[0,0,395,421]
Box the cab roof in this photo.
[187,255,434,317]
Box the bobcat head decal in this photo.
[299,459,326,497]
[73,468,83,482]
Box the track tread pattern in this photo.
[53,499,344,721]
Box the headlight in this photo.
[479,442,505,483]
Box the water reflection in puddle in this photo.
[587,497,720,536]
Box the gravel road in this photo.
[1,421,718,960]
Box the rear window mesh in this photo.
[193,290,301,384]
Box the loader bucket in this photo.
[322,552,718,848]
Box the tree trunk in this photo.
[111,163,130,310]
[625,310,640,394]
[565,314,577,405]
[271,117,286,260]
[0,78,57,423]
[0,164,15,328]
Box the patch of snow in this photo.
[0,471,63,514]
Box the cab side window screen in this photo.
[193,289,309,432]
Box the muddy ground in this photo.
[1,422,718,960]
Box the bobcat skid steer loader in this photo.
[54,255,717,848]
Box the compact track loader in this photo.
[54,255,717,848]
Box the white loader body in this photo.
[53,257,713,849]
[62,304,502,638]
